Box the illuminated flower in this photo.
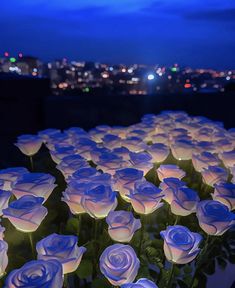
[121,278,158,288]
[169,187,200,216]
[96,153,129,175]
[147,143,170,163]
[0,239,8,277]
[36,234,86,274]
[4,259,63,288]
[213,183,235,210]
[102,134,122,149]
[196,200,235,235]
[15,135,42,156]
[122,137,146,152]
[160,177,186,204]
[0,167,28,191]
[171,139,194,161]
[11,173,56,202]
[192,152,220,172]
[2,195,48,232]
[160,225,202,264]
[50,145,76,164]
[113,168,144,201]
[56,155,89,179]
[129,152,153,175]
[75,137,97,160]
[81,185,117,219]
[100,244,140,286]
[201,166,228,187]
[38,128,61,143]
[157,165,186,182]
[0,190,11,216]
[112,147,130,161]
[106,211,141,242]
[69,167,100,183]
[219,150,235,169]
[89,147,111,163]
[129,181,163,214]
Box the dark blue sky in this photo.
[1,0,235,68]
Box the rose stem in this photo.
[29,156,34,171]
[138,215,145,257]
[28,233,35,258]
[174,215,180,225]
[77,214,82,236]
[189,234,211,287]
[63,274,69,288]
[167,263,175,288]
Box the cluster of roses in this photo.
[0,110,235,287]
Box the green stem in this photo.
[77,214,82,236]
[64,274,69,288]
[138,215,145,257]
[29,233,35,258]
[174,215,180,225]
[167,263,175,288]
[29,156,34,171]
[189,235,210,288]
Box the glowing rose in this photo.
[99,244,140,286]
[129,181,164,214]
[11,173,56,202]
[112,147,130,161]
[106,210,141,242]
[4,259,63,288]
[129,152,153,175]
[201,166,228,187]
[81,185,117,219]
[147,143,170,163]
[56,155,89,179]
[102,134,122,149]
[213,183,235,210]
[160,225,202,264]
[169,187,200,216]
[171,139,194,160]
[196,200,235,235]
[96,153,129,176]
[219,150,235,169]
[113,168,144,201]
[122,137,147,152]
[157,165,186,182]
[0,190,11,216]
[50,145,76,164]
[2,195,48,232]
[192,152,220,172]
[0,167,28,191]
[121,278,158,288]
[89,147,111,163]
[15,135,42,156]
[160,177,186,204]
[38,128,61,142]
[36,233,86,274]
[69,167,100,183]
[75,137,97,160]
[0,239,8,277]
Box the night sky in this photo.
[1,0,235,69]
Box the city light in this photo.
[10,57,16,63]
[147,74,155,80]
[4,52,9,57]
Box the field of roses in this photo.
[0,111,235,288]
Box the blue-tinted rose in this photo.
[106,210,141,242]
[4,259,63,288]
[81,185,117,219]
[160,225,202,264]
[0,190,11,216]
[196,200,235,235]
[36,233,86,274]
[100,244,140,286]
[213,183,235,210]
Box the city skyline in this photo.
[1,0,235,69]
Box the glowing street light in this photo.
[147,74,155,81]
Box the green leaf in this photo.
[66,218,79,234]
[76,260,93,279]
